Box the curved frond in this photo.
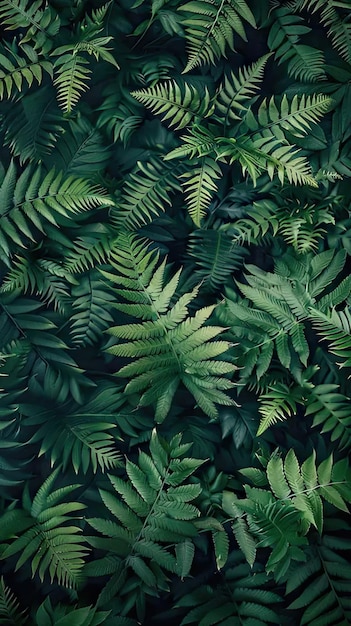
[215,53,271,125]
[111,159,181,230]
[0,41,52,99]
[268,7,326,81]
[131,80,213,130]
[179,0,256,73]
[0,161,113,255]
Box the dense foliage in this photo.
[0,0,351,624]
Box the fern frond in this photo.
[286,524,351,626]
[306,384,351,449]
[87,431,204,594]
[46,117,111,177]
[131,80,213,130]
[177,552,282,625]
[0,41,52,99]
[70,272,114,346]
[257,382,302,435]
[0,161,113,254]
[103,234,236,421]
[52,32,119,113]
[181,157,221,226]
[296,0,351,63]
[268,7,326,81]
[215,53,270,125]
[0,577,27,626]
[179,0,256,73]
[187,229,247,291]
[111,159,181,230]
[53,53,91,113]
[0,0,60,52]
[309,306,351,369]
[22,384,124,473]
[0,255,71,314]
[3,86,65,164]
[0,469,88,588]
[246,94,332,140]
[63,224,114,274]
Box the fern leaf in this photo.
[53,54,91,113]
[70,272,114,346]
[22,384,124,473]
[268,7,326,81]
[181,157,221,226]
[306,384,351,450]
[0,42,52,99]
[215,54,271,125]
[3,86,65,164]
[0,577,27,626]
[0,471,88,588]
[0,161,113,253]
[112,159,181,230]
[131,80,213,130]
[175,539,195,579]
[249,94,332,139]
[179,0,256,73]
[0,0,60,52]
[104,234,235,421]
[287,529,351,626]
[309,307,351,369]
[257,383,300,435]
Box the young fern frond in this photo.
[52,34,119,113]
[53,54,92,113]
[101,233,236,421]
[179,0,256,73]
[131,80,214,130]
